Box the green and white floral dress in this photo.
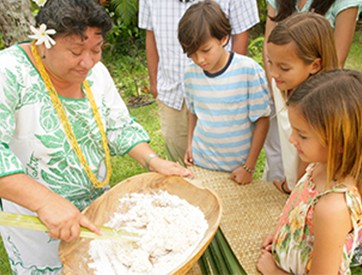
[0,44,150,274]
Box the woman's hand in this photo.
[36,191,101,242]
[0,174,101,242]
[230,165,253,185]
[149,157,192,177]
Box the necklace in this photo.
[31,42,111,188]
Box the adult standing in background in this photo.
[263,0,362,193]
[138,0,260,159]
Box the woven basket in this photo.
[59,172,222,274]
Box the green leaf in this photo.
[200,228,247,275]
[214,229,247,274]
[209,237,230,274]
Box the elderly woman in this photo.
[0,0,191,273]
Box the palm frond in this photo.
[198,229,247,274]
[110,0,138,26]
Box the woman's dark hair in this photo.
[271,0,336,22]
[36,0,112,39]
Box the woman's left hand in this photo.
[149,157,193,177]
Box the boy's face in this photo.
[189,36,229,74]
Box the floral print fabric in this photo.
[0,44,150,273]
[272,164,362,274]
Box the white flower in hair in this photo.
[29,24,56,49]
[32,0,47,7]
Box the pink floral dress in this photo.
[272,164,362,274]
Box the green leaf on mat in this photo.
[200,228,247,275]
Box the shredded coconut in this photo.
[88,191,208,274]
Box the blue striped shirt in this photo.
[184,53,270,172]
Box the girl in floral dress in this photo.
[257,70,362,274]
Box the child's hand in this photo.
[257,249,281,274]
[184,147,194,166]
[261,234,274,252]
[230,165,253,185]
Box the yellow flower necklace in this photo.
[31,41,111,188]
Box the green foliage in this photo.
[257,0,268,30]
[105,0,143,56]
[345,30,362,72]
[102,42,149,101]
[248,36,265,66]
[110,0,138,26]
[199,229,247,275]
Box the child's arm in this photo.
[184,111,197,166]
[309,192,352,274]
[231,116,269,184]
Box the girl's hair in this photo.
[268,12,339,72]
[36,0,112,39]
[178,0,231,56]
[271,0,336,22]
[287,70,362,192]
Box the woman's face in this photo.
[42,27,104,85]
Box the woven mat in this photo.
[186,166,288,275]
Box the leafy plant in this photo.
[248,36,265,66]
[103,0,143,55]
[257,0,267,31]
[109,0,138,26]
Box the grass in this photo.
[345,29,362,72]
[0,29,361,274]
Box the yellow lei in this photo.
[31,42,111,188]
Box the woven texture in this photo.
[187,166,288,275]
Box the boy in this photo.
[178,0,270,185]
[138,0,260,160]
